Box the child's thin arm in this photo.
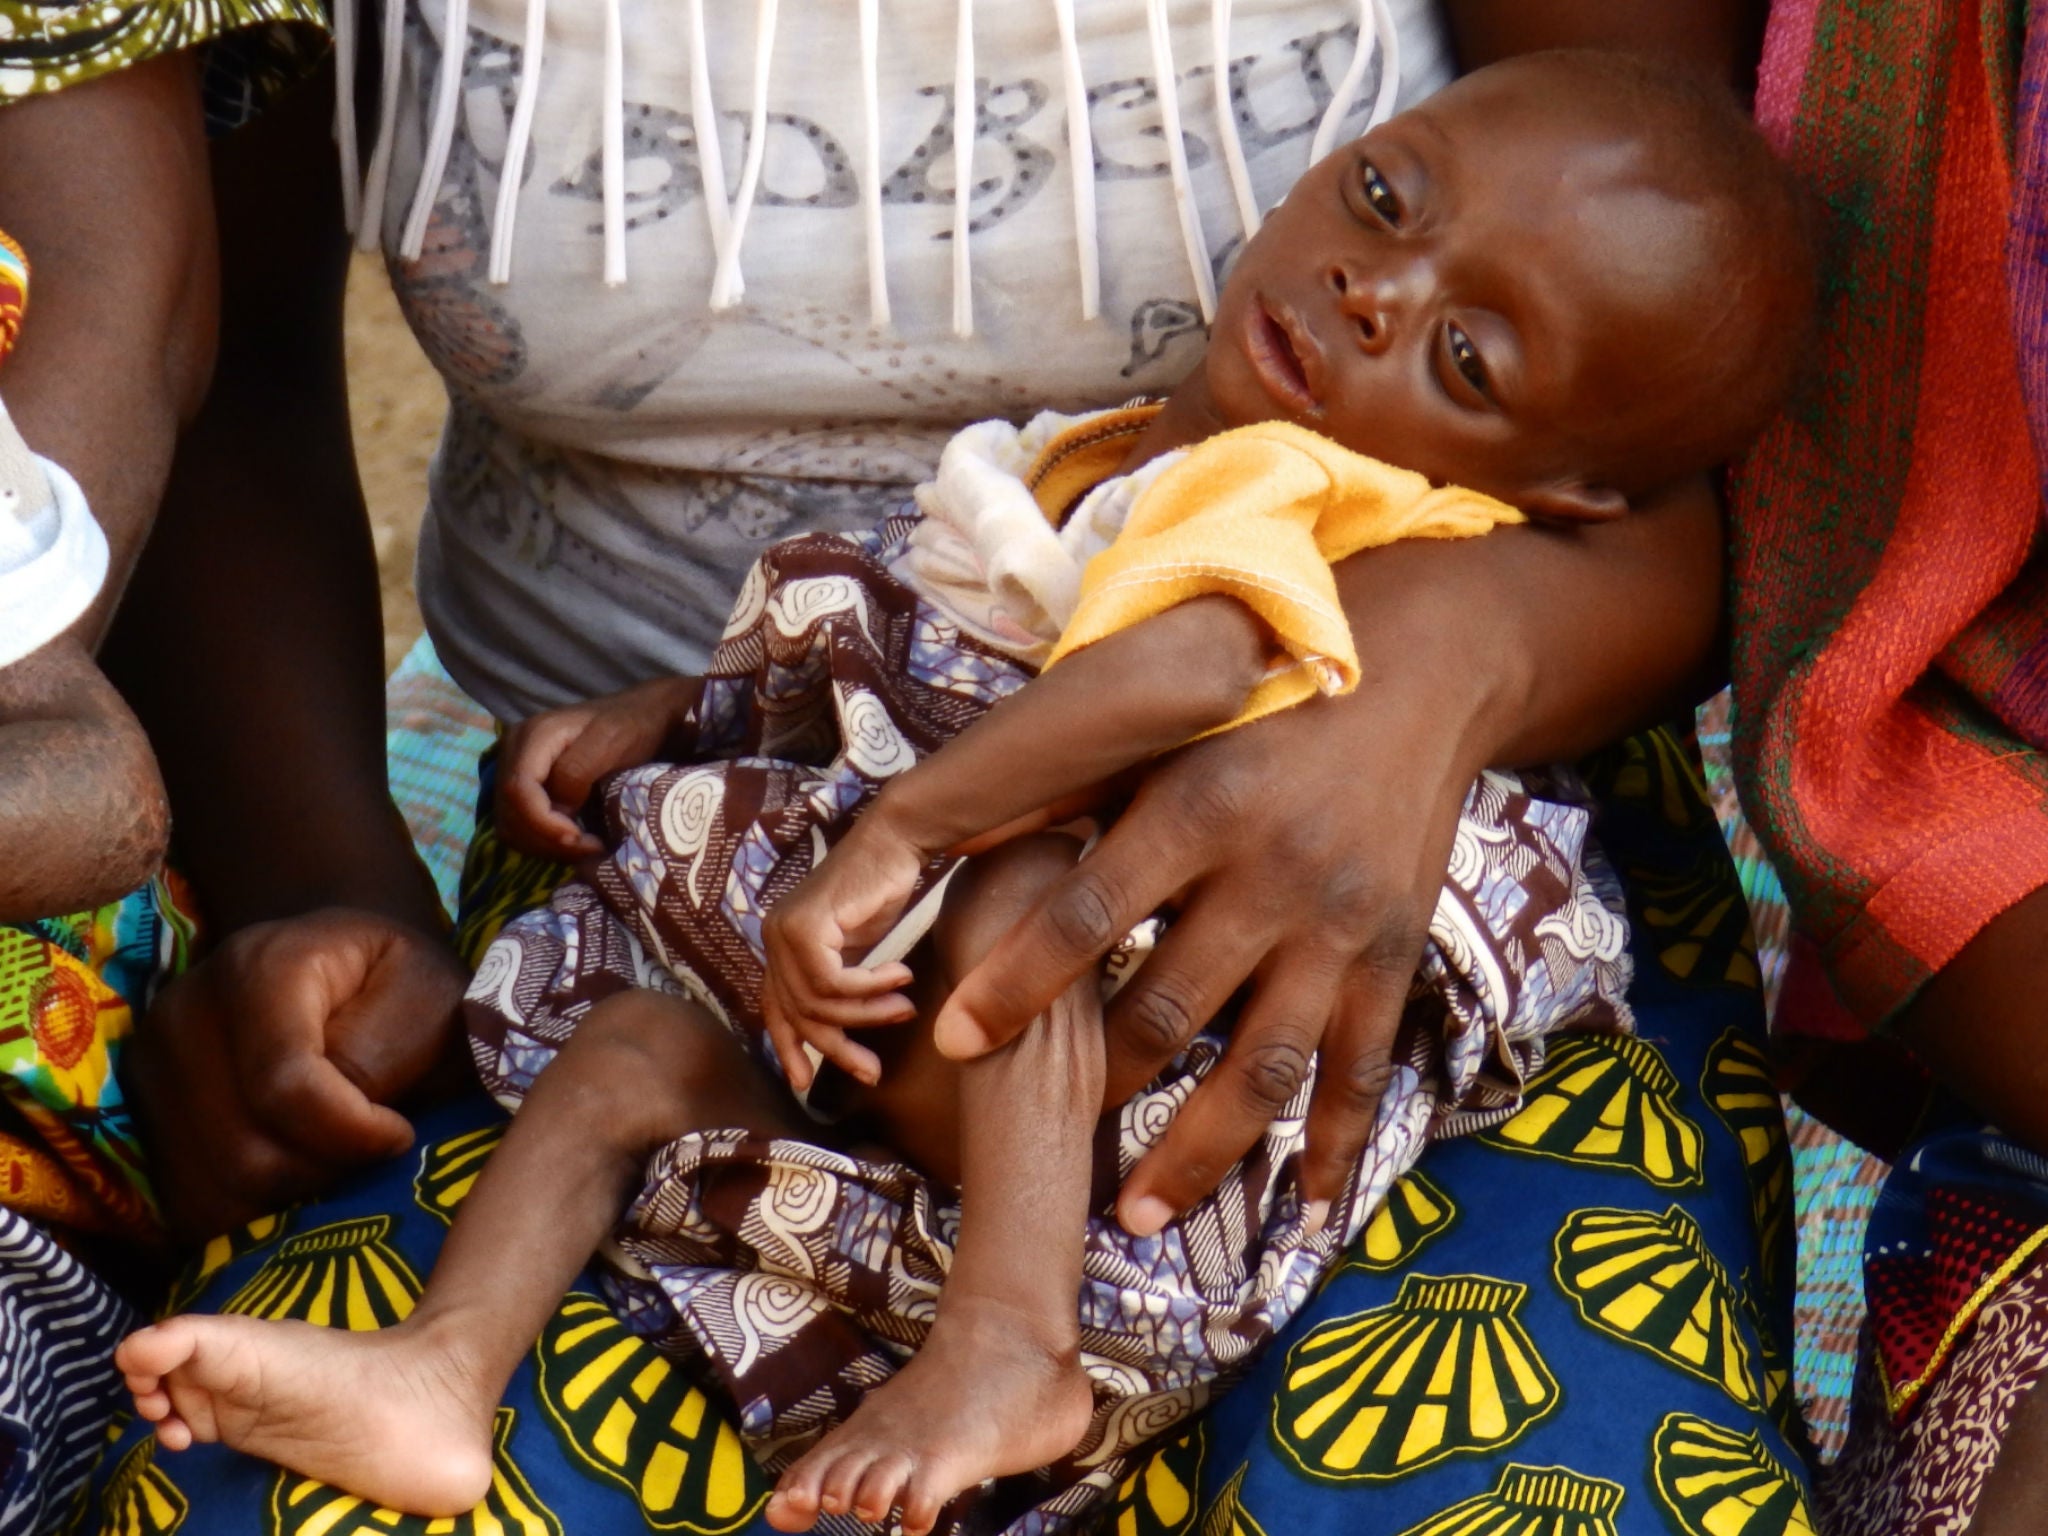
[871,594,1271,856]
[0,637,168,922]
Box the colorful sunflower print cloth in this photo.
[80,720,1814,1536]
[0,872,196,1535]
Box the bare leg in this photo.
[117,990,800,1514]
[770,836,1101,1536]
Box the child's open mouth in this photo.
[1242,298,1321,417]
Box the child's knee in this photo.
[556,991,740,1141]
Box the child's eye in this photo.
[1446,323,1489,397]
[1360,162,1401,224]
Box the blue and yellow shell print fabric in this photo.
[75,725,1812,1535]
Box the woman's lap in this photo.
[74,727,1814,1534]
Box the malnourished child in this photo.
[119,49,1814,1536]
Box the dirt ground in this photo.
[343,252,446,675]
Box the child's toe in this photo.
[852,1454,913,1524]
[900,1468,955,1536]
[818,1451,869,1515]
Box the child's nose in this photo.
[1326,262,1398,355]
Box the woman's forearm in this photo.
[1332,474,1725,773]
[99,68,445,937]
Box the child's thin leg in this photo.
[117,990,801,1516]
[771,836,1102,1536]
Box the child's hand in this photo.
[496,678,697,861]
[761,812,930,1092]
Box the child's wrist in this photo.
[864,775,952,857]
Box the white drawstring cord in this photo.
[688,0,737,281]
[600,0,625,283]
[488,0,548,283]
[1051,0,1099,320]
[334,0,362,233]
[1368,0,1402,128]
[950,0,974,337]
[710,0,780,309]
[1311,0,1402,165]
[400,0,470,259]
[1210,0,1258,241]
[357,0,409,251]
[1145,0,1214,322]
[858,0,890,326]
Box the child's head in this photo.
[1194,50,1816,521]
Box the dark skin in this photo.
[93,71,464,1243]
[0,54,201,922]
[147,61,1801,1533]
[0,637,168,922]
[9,0,1739,1273]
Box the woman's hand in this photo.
[126,908,467,1242]
[936,483,1727,1236]
[936,668,1477,1237]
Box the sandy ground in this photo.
[343,252,446,675]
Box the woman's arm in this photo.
[103,66,466,1240]
[937,480,1723,1233]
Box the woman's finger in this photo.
[934,795,1199,1058]
[1115,947,1342,1235]
[1295,957,1414,1212]
[1099,899,1273,1103]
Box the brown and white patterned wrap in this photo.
[464,512,1636,1534]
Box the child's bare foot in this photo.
[765,1298,1094,1536]
[115,1312,498,1515]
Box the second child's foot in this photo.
[115,1312,499,1515]
[765,1299,1094,1536]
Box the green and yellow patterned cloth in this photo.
[0,0,326,133]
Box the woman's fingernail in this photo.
[1122,1195,1174,1237]
[1303,1199,1332,1236]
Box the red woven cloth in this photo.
[1729,0,2048,1040]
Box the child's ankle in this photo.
[933,1291,1080,1367]
[391,1303,511,1409]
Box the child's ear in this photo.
[1517,477,1630,524]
